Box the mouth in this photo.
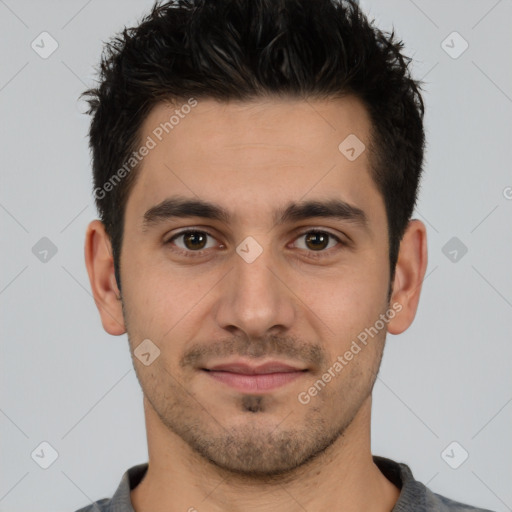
[201,360,308,393]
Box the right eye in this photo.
[164,230,221,257]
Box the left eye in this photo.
[292,230,341,252]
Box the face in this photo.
[119,96,392,476]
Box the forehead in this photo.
[140,95,371,164]
[125,96,384,229]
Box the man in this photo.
[77,0,493,510]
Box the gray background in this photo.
[1,0,511,511]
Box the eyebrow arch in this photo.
[142,196,368,231]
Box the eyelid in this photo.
[289,228,345,255]
[164,228,222,255]
[164,227,346,257]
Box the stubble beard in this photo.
[122,298,387,479]
[139,355,382,480]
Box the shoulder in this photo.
[72,462,148,512]
[373,455,495,512]
[425,488,496,512]
[73,497,111,512]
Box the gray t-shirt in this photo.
[74,455,495,511]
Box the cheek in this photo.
[297,274,388,376]
[121,252,219,342]
[299,260,388,329]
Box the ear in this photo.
[84,219,126,335]
[387,219,428,335]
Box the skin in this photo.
[85,96,428,512]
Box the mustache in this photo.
[180,334,326,370]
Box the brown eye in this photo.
[304,232,330,251]
[293,230,341,252]
[166,230,217,253]
[183,231,208,250]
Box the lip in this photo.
[202,360,307,393]
[206,361,305,374]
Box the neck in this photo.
[131,395,400,512]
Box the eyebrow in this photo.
[142,196,368,231]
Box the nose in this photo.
[214,238,297,339]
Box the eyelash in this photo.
[164,229,345,259]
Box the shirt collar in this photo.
[108,456,423,511]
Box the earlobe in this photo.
[387,220,428,335]
[84,220,126,335]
